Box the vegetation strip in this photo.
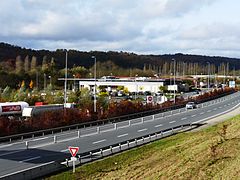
[46,114,240,179]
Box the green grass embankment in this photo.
[47,115,240,179]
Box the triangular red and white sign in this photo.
[68,146,79,157]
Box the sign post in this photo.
[68,146,79,173]
[147,96,153,104]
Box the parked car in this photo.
[186,102,196,109]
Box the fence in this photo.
[0,90,236,143]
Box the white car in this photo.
[186,102,196,109]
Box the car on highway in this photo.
[185,102,196,109]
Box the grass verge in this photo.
[46,115,240,180]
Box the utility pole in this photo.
[92,56,97,113]
[64,50,68,105]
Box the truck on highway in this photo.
[22,104,64,117]
[0,102,29,116]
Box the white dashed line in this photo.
[207,110,211,113]
[117,133,128,138]
[191,115,196,117]
[199,112,204,115]
[92,139,106,144]
[60,149,69,152]
[155,124,163,128]
[181,117,187,120]
[138,128,147,132]
[169,121,176,124]
[19,156,41,163]
[219,107,222,109]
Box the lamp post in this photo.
[73,74,76,92]
[207,62,210,89]
[44,73,46,91]
[64,50,68,106]
[172,59,176,104]
[48,76,52,86]
[92,56,97,113]
[135,74,138,100]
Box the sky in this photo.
[0,0,240,58]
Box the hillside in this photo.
[47,115,240,179]
[1,42,240,70]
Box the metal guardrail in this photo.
[0,90,235,143]
[0,123,203,180]
[60,123,203,167]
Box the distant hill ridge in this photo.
[0,42,239,70]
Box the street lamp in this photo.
[207,62,210,89]
[91,56,97,113]
[73,74,75,92]
[64,50,68,105]
[135,74,138,100]
[48,76,52,86]
[172,59,176,104]
[44,73,46,91]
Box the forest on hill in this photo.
[0,42,239,90]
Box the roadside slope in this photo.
[46,114,240,179]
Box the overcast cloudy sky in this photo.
[0,0,240,57]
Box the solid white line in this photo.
[117,133,128,138]
[155,124,163,128]
[92,139,106,144]
[194,102,240,124]
[0,144,13,149]
[19,156,41,163]
[181,117,187,120]
[137,128,147,132]
[0,161,55,178]
[169,121,176,124]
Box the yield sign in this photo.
[68,146,79,157]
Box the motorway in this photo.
[0,92,240,178]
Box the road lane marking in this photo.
[30,137,49,142]
[181,117,187,120]
[19,156,41,163]
[213,108,217,110]
[207,110,211,113]
[0,144,13,149]
[199,112,204,115]
[137,128,147,132]
[219,107,222,109]
[169,121,176,124]
[60,149,69,152]
[92,139,106,144]
[117,133,128,138]
[191,115,196,117]
[0,150,24,157]
[0,161,55,179]
[155,124,163,128]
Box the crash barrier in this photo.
[0,90,236,143]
